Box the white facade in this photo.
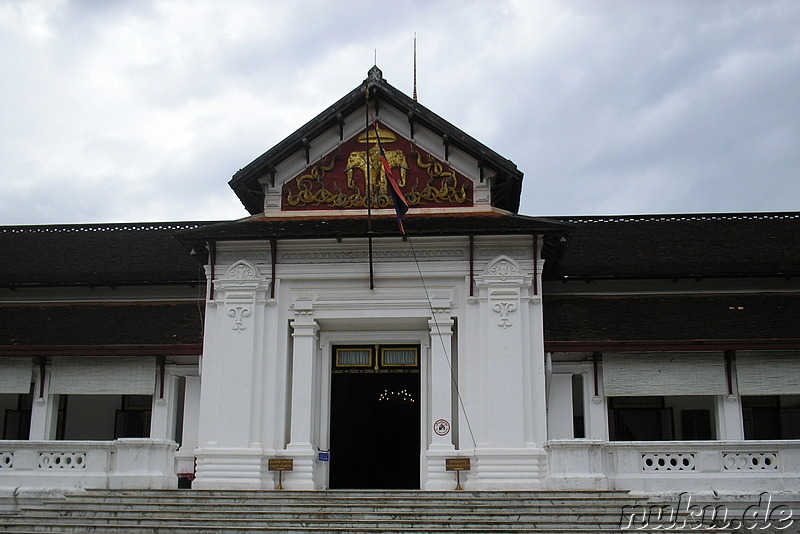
[191,235,547,490]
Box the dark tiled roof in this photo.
[0,222,213,288]
[176,212,569,244]
[544,293,800,346]
[546,212,800,280]
[3,211,798,288]
[229,67,525,214]
[0,302,203,346]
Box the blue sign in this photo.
[318,452,330,462]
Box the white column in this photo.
[717,395,745,440]
[528,297,548,447]
[29,369,58,440]
[428,314,455,451]
[149,366,178,441]
[467,252,546,488]
[194,259,270,489]
[547,374,574,439]
[287,320,319,450]
[176,375,201,476]
[717,361,744,440]
[284,295,320,489]
[585,361,609,440]
[423,309,456,490]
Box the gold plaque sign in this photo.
[445,458,471,471]
[268,458,294,471]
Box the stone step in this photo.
[37,496,641,508]
[79,489,630,499]
[0,515,624,526]
[73,490,635,501]
[29,497,646,511]
[4,510,628,522]
[0,489,743,534]
[0,523,738,534]
[2,506,739,520]
[62,490,637,503]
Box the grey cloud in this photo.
[1,0,798,225]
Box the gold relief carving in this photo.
[286,155,347,208]
[346,129,408,201]
[283,126,472,210]
[406,151,468,205]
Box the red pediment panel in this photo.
[282,125,473,211]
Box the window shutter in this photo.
[49,357,156,395]
[603,352,726,397]
[736,351,800,395]
[0,358,33,394]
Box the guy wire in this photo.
[406,234,477,449]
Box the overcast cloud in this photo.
[1,0,798,225]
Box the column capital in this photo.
[291,319,319,338]
[428,317,454,333]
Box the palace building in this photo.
[1,67,799,494]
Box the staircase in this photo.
[0,489,746,533]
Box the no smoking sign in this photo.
[434,419,450,436]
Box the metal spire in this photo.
[412,33,418,102]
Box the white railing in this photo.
[546,439,800,493]
[0,439,177,490]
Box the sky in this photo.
[1,0,798,225]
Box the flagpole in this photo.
[365,88,372,233]
[366,87,374,289]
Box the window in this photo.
[335,348,373,367]
[57,395,151,440]
[572,374,585,438]
[333,345,419,374]
[1,385,34,440]
[742,395,800,440]
[609,396,716,441]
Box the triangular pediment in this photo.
[230,67,524,217]
[281,124,474,214]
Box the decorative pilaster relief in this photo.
[213,259,270,331]
[486,256,520,280]
[493,301,517,328]
[225,260,259,283]
[215,260,269,294]
[227,306,251,331]
[474,255,530,330]
[475,255,529,286]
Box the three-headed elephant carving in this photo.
[346,147,408,199]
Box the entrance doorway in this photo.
[329,345,420,489]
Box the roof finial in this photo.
[368,65,383,82]
[412,33,418,102]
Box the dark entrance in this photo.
[329,345,420,489]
